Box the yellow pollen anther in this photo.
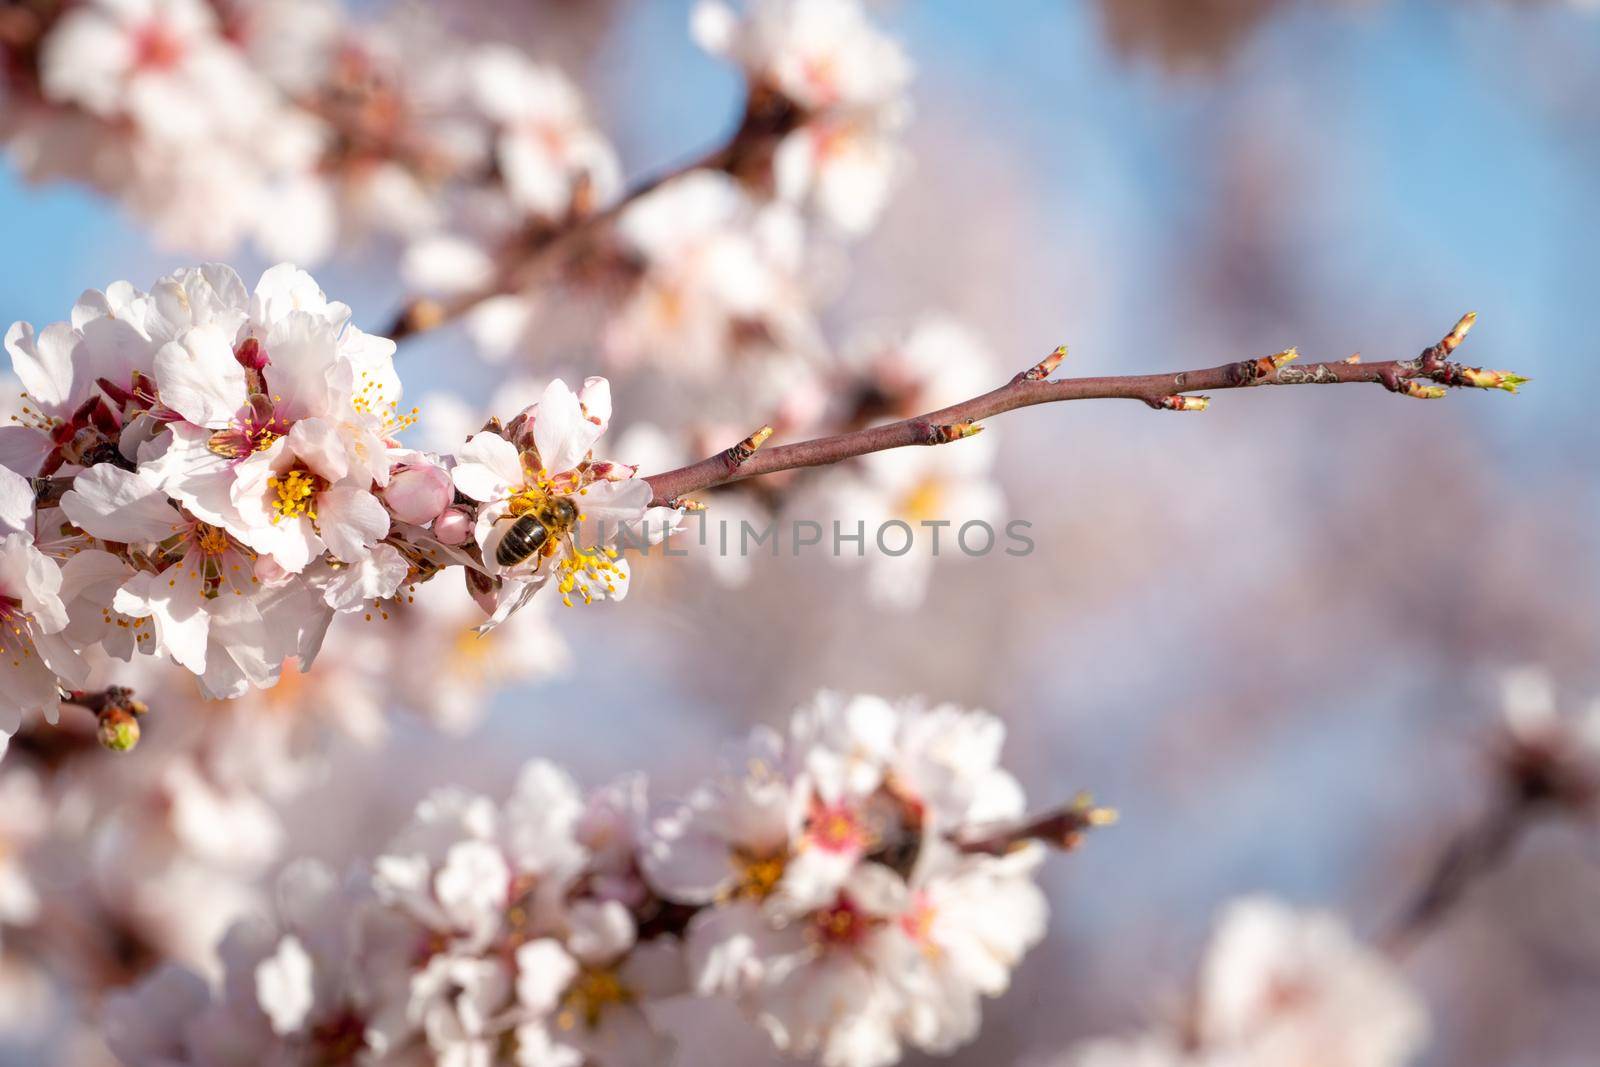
[267,468,322,523]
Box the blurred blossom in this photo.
[100,691,1068,1067]
[1058,897,1428,1067]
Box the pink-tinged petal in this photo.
[0,465,31,536]
[0,532,66,632]
[532,378,601,476]
[683,901,782,998]
[578,376,613,428]
[113,567,210,675]
[573,478,652,547]
[565,900,636,966]
[242,516,323,575]
[619,938,687,999]
[316,486,389,563]
[474,575,545,634]
[147,423,248,533]
[153,326,248,427]
[261,312,340,421]
[287,417,350,483]
[381,462,452,524]
[251,264,337,328]
[58,549,133,649]
[433,507,473,545]
[771,849,856,915]
[255,936,315,1036]
[641,814,732,904]
[78,313,156,392]
[0,427,53,478]
[514,940,578,1015]
[319,542,408,611]
[70,288,113,330]
[452,432,523,502]
[6,321,81,411]
[33,629,88,691]
[60,464,183,543]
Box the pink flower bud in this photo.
[234,337,270,370]
[383,462,453,525]
[433,506,473,545]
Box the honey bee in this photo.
[491,495,580,569]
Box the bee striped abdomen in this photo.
[495,514,550,567]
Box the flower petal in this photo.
[532,378,601,476]
[60,464,183,543]
[452,432,523,502]
[316,486,389,564]
[154,325,248,427]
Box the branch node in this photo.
[1149,395,1210,412]
[390,297,445,341]
[63,686,149,752]
[1020,344,1067,382]
[955,792,1119,856]
[926,420,983,444]
[725,425,774,468]
[1440,311,1477,355]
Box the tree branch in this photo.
[953,793,1119,856]
[642,313,1524,507]
[1381,799,1531,956]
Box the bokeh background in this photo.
[3,1,1599,1064]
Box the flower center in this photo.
[806,801,872,854]
[132,21,185,72]
[309,1008,367,1064]
[729,848,786,901]
[350,369,419,438]
[554,545,624,608]
[897,477,945,524]
[557,967,631,1030]
[268,467,325,523]
[1,595,36,669]
[899,891,937,945]
[812,894,877,948]
[196,524,231,557]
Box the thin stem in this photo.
[1381,799,1533,956]
[642,314,1522,506]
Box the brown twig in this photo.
[1382,710,1598,955]
[1382,799,1531,956]
[642,313,1523,506]
[953,793,1119,856]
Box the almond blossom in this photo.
[692,0,913,234]
[1059,897,1429,1067]
[97,693,1082,1067]
[468,45,621,221]
[0,474,89,736]
[452,376,652,616]
[810,318,1006,610]
[645,692,1043,1066]
[606,172,823,377]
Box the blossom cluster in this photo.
[0,0,614,261]
[1060,898,1428,1067]
[1,0,911,282]
[102,692,1061,1067]
[1,263,651,745]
